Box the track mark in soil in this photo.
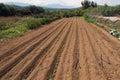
[45,22,72,80]
[72,18,80,80]
[18,21,70,80]
[0,19,64,60]
[0,20,68,79]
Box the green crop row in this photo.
[84,14,97,23]
[0,18,55,39]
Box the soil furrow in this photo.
[0,19,66,65]
[78,20,90,80]
[53,18,75,80]
[0,17,120,80]
[90,24,120,62]
[45,22,72,80]
[82,29,91,80]
[72,18,80,80]
[0,19,69,80]
[26,18,72,80]
[17,20,71,80]
[80,20,107,80]
[0,19,68,79]
[90,23,120,50]
[82,19,113,80]
[84,21,120,80]
[0,19,64,60]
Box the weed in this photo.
[84,14,97,23]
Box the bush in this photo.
[0,23,9,30]
[25,18,41,29]
[24,18,52,29]
[84,13,96,23]
[39,18,52,25]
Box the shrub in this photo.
[39,18,52,25]
[0,23,9,30]
[24,18,52,29]
[0,23,28,38]
[25,18,41,29]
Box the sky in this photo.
[0,0,120,7]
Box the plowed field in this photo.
[0,18,120,80]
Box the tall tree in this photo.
[91,1,97,8]
[0,3,10,16]
[81,0,91,9]
[81,0,97,9]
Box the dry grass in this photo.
[0,16,23,23]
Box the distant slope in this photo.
[2,2,78,9]
[3,2,30,7]
[41,4,77,9]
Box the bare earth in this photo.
[0,18,120,80]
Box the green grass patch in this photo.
[0,23,28,38]
[0,23,9,30]
[83,14,106,29]
[84,14,96,23]
[0,18,54,39]
[85,17,96,23]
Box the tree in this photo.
[115,5,120,15]
[0,3,10,16]
[91,1,97,8]
[8,6,16,16]
[27,6,44,14]
[75,9,84,16]
[81,0,97,9]
[104,4,108,7]
[81,0,91,9]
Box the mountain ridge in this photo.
[2,2,78,9]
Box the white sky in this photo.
[0,0,120,7]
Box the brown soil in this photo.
[0,18,120,80]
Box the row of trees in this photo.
[44,9,84,18]
[0,3,84,18]
[0,3,44,16]
[81,0,120,16]
[84,4,120,17]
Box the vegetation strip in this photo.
[0,18,55,39]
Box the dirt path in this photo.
[0,18,120,80]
